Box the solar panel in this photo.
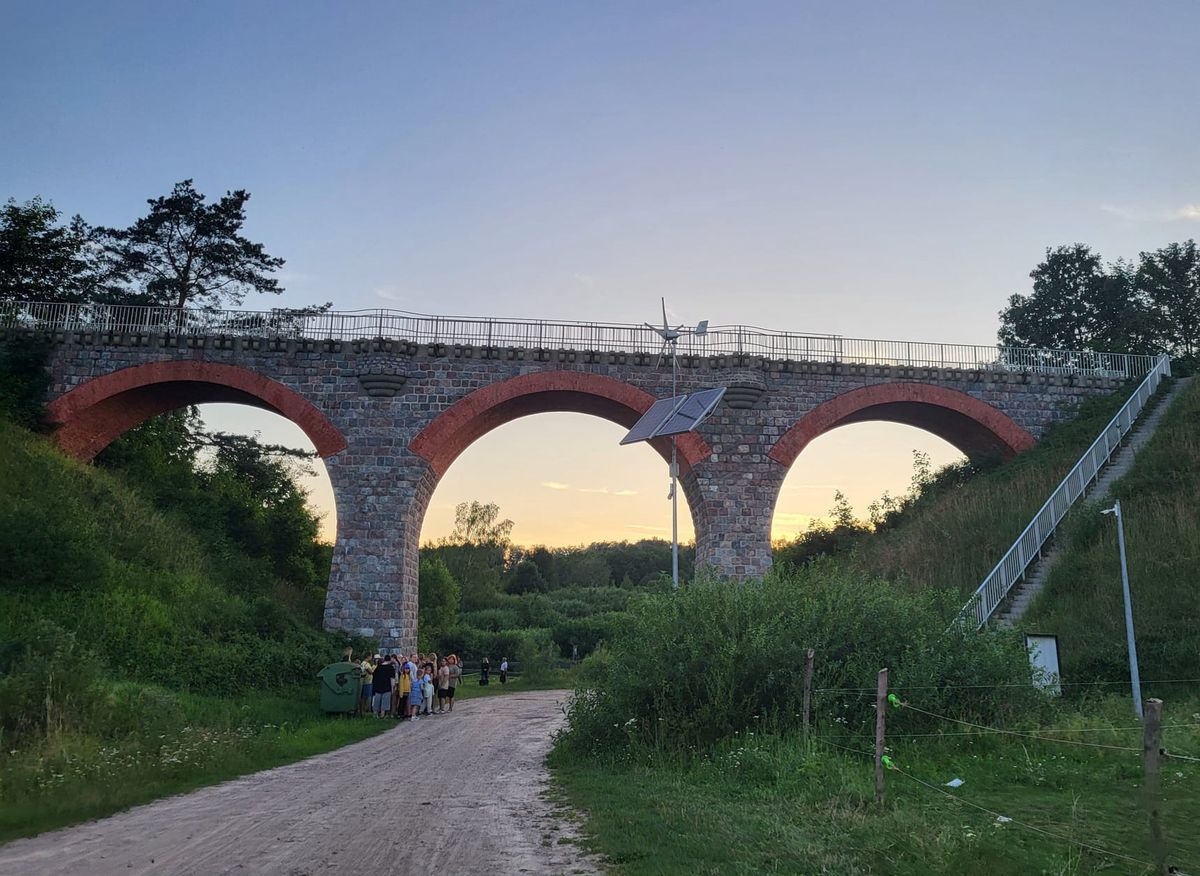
[620,395,687,445]
[654,387,726,437]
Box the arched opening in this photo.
[769,383,1035,470]
[408,371,711,565]
[45,361,347,462]
[771,421,966,542]
[405,372,709,656]
[768,383,1034,544]
[420,412,695,547]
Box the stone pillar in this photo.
[322,451,435,653]
[687,452,787,579]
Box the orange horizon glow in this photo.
[197,404,964,550]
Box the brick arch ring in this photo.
[45,360,348,461]
[768,382,1036,468]
[409,371,712,477]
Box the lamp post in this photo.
[1101,500,1144,718]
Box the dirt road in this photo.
[0,690,598,876]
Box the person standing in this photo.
[398,652,412,715]
[436,659,451,713]
[371,655,395,718]
[358,654,376,717]
[421,662,435,715]
[407,657,423,720]
[499,657,509,684]
[447,654,462,712]
[480,657,490,685]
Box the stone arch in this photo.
[407,369,713,551]
[45,360,347,461]
[410,371,710,476]
[768,382,1036,469]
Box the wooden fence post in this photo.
[1142,698,1167,874]
[875,667,888,809]
[802,648,815,745]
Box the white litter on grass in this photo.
[995,815,1012,824]
[944,778,965,788]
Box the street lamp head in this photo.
[1101,507,1116,516]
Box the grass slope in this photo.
[0,421,386,841]
[847,388,1134,596]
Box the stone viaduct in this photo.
[4,303,1151,651]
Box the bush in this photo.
[0,337,51,427]
[551,612,624,658]
[0,618,108,739]
[459,608,523,632]
[560,562,1044,755]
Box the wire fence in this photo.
[811,691,1195,873]
[812,680,1198,873]
[0,299,1163,376]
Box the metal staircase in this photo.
[992,375,1193,627]
[959,354,1174,629]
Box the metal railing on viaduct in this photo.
[0,300,1160,378]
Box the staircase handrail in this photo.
[961,353,1173,629]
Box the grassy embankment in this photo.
[849,385,1135,596]
[553,379,1200,874]
[0,420,388,842]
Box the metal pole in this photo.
[1111,500,1144,718]
[671,338,679,589]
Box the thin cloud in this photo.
[614,489,638,496]
[541,481,571,491]
[373,285,407,302]
[578,487,609,494]
[773,512,821,527]
[627,523,668,533]
[1101,203,1200,223]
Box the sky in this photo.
[4,2,1198,545]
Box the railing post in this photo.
[1142,698,1167,874]
[802,648,815,746]
[875,668,888,809]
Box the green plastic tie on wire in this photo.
[887,693,902,708]
[881,755,896,771]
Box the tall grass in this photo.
[847,388,1135,595]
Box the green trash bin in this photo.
[317,661,363,713]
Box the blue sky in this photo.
[4,2,1198,544]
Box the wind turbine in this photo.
[643,298,710,588]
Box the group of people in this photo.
[355,652,463,719]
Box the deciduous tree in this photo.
[0,197,104,303]
[1137,239,1200,362]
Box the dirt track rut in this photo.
[0,689,598,876]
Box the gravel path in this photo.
[0,690,599,876]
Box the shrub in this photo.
[560,562,1044,755]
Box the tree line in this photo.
[0,181,318,315]
[999,241,1200,364]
